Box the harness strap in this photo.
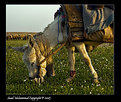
[61,4,69,36]
[57,9,60,44]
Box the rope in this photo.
[57,9,60,44]
[38,42,66,65]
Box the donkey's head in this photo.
[9,35,47,84]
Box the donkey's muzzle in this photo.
[29,77,35,80]
[36,74,40,78]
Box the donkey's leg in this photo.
[46,56,55,77]
[66,46,76,82]
[73,42,99,83]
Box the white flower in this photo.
[101,88,104,90]
[106,59,108,61]
[61,86,63,88]
[96,84,100,87]
[70,88,73,90]
[87,86,89,88]
[23,79,26,82]
[102,57,105,59]
[89,91,92,94]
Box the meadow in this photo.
[6,40,114,95]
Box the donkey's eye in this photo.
[31,62,34,66]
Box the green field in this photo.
[6,40,114,95]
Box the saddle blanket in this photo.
[82,4,114,34]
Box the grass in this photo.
[6,40,114,95]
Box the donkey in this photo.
[8,8,114,84]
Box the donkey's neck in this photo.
[43,18,64,50]
[44,31,59,50]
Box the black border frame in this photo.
[1,0,121,101]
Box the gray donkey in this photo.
[9,6,114,84]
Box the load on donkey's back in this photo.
[57,4,114,43]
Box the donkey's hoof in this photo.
[66,77,74,83]
[93,79,100,84]
[34,78,41,84]
[51,73,56,77]
[46,72,56,77]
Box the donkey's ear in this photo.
[8,45,28,52]
[28,34,35,48]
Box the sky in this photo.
[6,5,60,32]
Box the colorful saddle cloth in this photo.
[82,4,114,34]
